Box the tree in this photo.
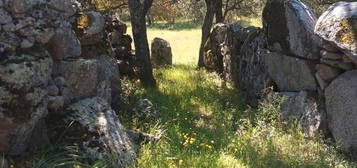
[128,0,157,88]
[197,0,221,68]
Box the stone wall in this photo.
[0,0,136,166]
[203,0,357,160]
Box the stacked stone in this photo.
[0,0,136,166]
[106,18,136,76]
[0,0,75,156]
[314,1,357,160]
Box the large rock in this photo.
[325,70,357,159]
[281,91,322,137]
[47,28,81,61]
[151,37,172,66]
[264,52,317,91]
[0,50,52,155]
[64,97,136,167]
[315,2,357,63]
[54,56,120,105]
[238,28,272,106]
[203,23,228,73]
[263,0,320,60]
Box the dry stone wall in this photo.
[0,0,136,166]
[204,0,357,160]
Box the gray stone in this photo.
[264,52,317,91]
[0,9,12,24]
[343,55,354,63]
[322,42,340,53]
[320,50,343,60]
[0,0,3,7]
[238,28,272,106]
[151,37,173,67]
[0,50,52,156]
[47,85,59,96]
[281,91,321,137]
[65,97,136,167]
[320,58,356,71]
[316,64,343,82]
[325,70,357,159]
[8,0,29,14]
[54,76,66,87]
[263,0,320,60]
[47,0,76,17]
[133,99,159,120]
[47,28,81,61]
[47,96,64,112]
[20,39,34,48]
[35,29,54,44]
[315,73,328,90]
[83,11,105,35]
[54,57,119,105]
[315,2,357,63]
[2,23,15,32]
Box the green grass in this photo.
[121,66,356,168]
[127,22,201,65]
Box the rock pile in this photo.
[204,0,357,160]
[0,0,136,166]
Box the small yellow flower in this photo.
[179,159,184,165]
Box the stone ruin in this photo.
[0,0,138,166]
[203,0,357,160]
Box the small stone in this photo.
[316,64,343,82]
[322,42,339,53]
[36,29,54,44]
[54,76,66,87]
[9,0,29,14]
[342,55,353,63]
[315,73,328,90]
[47,85,59,96]
[0,0,3,7]
[320,50,343,60]
[20,39,34,48]
[320,58,356,70]
[0,9,12,24]
[48,96,64,111]
[2,23,15,32]
[14,19,28,30]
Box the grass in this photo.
[120,66,356,168]
[127,21,201,65]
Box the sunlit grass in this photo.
[121,65,356,168]
[127,23,201,65]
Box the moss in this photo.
[336,19,357,47]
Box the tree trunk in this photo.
[197,0,216,68]
[129,0,156,88]
[215,0,224,23]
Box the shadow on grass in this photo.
[121,65,355,168]
[147,21,201,31]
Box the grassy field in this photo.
[127,22,201,65]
